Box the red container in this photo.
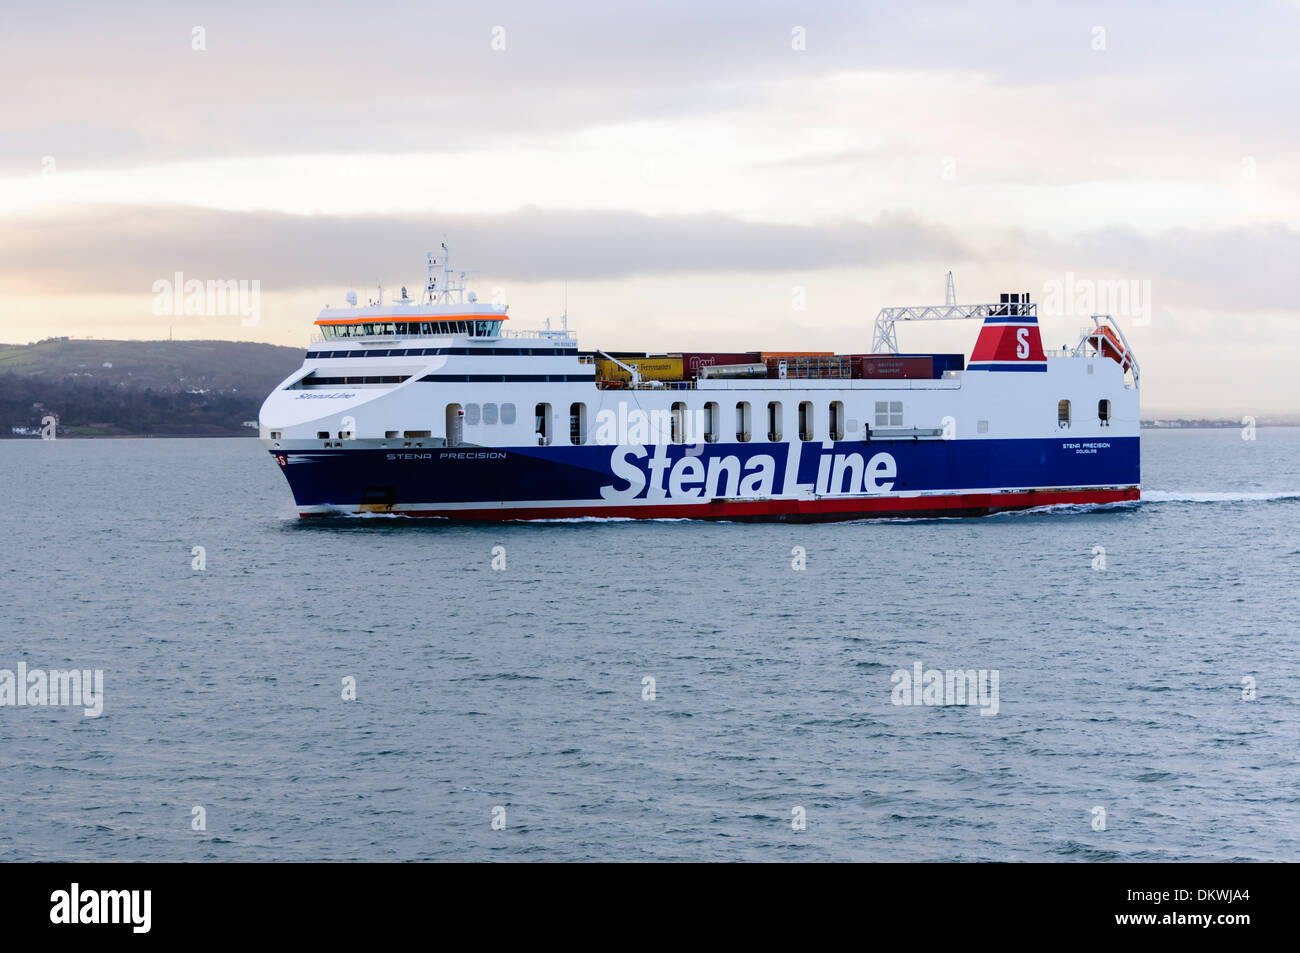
[855,355,933,379]
[679,352,761,378]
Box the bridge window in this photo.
[1098,399,1111,426]
[798,401,814,441]
[736,402,752,442]
[767,401,783,442]
[536,403,551,446]
[569,402,586,445]
[1058,399,1071,428]
[829,401,845,441]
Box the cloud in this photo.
[1030,223,1300,314]
[7,201,1300,323]
[7,0,1300,171]
[0,203,970,294]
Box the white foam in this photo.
[1142,490,1300,504]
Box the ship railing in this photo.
[1069,314,1141,388]
[634,381,695,390]
[500,328,577,341]
[599,380,696,390]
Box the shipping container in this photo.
[855,355,933,379]
[679,352,761,378]
[595,355,684,382]
[892,352,964,378]
[765,355,853,379]
[698,362,768,380]
[760,351,833,361]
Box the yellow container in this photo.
[596,356,684,382]
[761,351,833,360]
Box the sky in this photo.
[2,0,1298,417]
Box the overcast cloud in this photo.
[2,0,1298,414]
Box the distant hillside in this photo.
[0,338,304,437]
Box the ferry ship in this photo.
[259,248,1140,520]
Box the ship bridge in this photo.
[314,246,510,340]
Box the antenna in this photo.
[945,271,956,306]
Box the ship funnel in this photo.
[967,293,1046,372]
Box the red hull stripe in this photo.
[301,487,1140,521]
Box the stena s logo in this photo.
[1016,327,1030,359]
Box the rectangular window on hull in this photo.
[536,403,552,446]
[829,401,845,441]
[671,402,687,444]
[446,404,463,447]
[570,402,586,445]
[1058,399,1071,428]
[874,401,903,428]
[704,402,720,443]
[798,401,814,441]
[1098,399,1111,425]
[768,401,782,442]
[736,402,752,442]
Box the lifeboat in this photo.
[1087,325,1132,371]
